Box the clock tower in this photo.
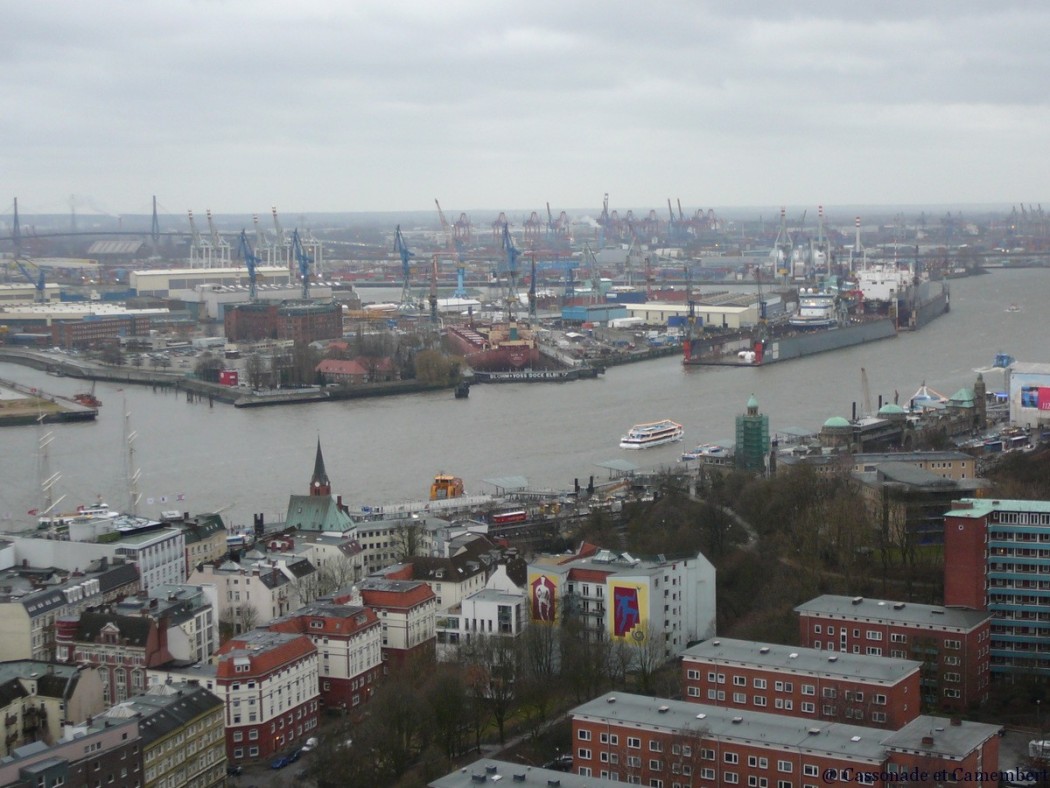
[310,438,331,497]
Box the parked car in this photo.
[287,748,302,763]
[226,764,243,776]
[300,737,319,753]
[271,755,291,770]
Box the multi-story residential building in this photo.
[777,450,980,482]
[0,558,140,661]
[680,637,922,730]
[944,497,1050,678]
[795,595,992,712]
[527,546,716,659]
[163,512,228,575]
[267,599,382,712]
[569,693,1000,785]
[55,611,173,704]
[0,661,106,757]
[102,681,226,788]
[0,715,142,788]
[436,588,527,661]
[187,558,293,635]
[7,521,185,593]
[378,548,492,612]
[241,537,320,605]
[114,584,218,663]
[342,578,437,667]
[212,630,319,764]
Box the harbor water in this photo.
[0,269,1045,532]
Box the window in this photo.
[628,737,641,749]
[866,630,882,640]
[687,669,700,680]
[814,624,822,634]
[803,765,818,777]
[725,773,739,784]
[649,740,662,752]
[753,678,767,689]
[945,639,961,650]
[579,730,592,741]
[725,752,739,764]
[701,749,715,761]
[874,694,887,705]
[649,759,662,770]
[578,748,591,760]
[687,686,700,697]
[801,702,815,713]
[822,688,837,699]
[801,684,815,696]
[733,675,746,686]
[733,692,746,704]
[778,760,792,773]
[754,696,767,707]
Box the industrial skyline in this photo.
[4,1,1049,216]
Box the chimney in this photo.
[921,735,934,747]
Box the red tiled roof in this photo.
[360,584,436,610]
[215,633,316,680]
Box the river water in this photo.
[0,269,1045,531]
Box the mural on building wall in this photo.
[609,583,648,639]
[528,572,558,623]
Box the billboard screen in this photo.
[1020,386,1050,410]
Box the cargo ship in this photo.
[683,263,948,367]
[445,320,541,372]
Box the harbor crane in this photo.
[237,230,262,301]
[501,224,521,321]
[394,225,415,309]
[291,229,312,299]
[12,256,46,302]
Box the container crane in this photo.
[205,209,231,266]
[291,229,312,299]
[237,230,262,301]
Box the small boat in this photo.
[680,443,729,462]
[619,419,684,450]
[1005,303,1022,313]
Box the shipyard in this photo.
[4,1,1050,786]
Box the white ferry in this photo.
[619,420,684,450]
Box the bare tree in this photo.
[393,519,426,561]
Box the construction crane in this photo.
[583,243,602,304]
[187,210,206,266]
[434,199,457,259]
[291,229,312,299]
[393,225,415,310]
[237,230,262,301]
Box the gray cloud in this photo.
[2,1,1047,216]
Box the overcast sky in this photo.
[3,1,1048,219]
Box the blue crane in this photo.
[291,229,312,299]
[237,230,262,301]
[393,225,415,308]
[14,257,45,302]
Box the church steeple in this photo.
[310,438,331,496]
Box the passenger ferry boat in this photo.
[619,420,684,450]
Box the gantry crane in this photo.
[237,230,262,302]
[394,225,415,310]
[291,229,312,299]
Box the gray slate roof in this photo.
[794,595,991,632]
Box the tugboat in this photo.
[430,474,465,501]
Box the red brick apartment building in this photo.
[795,595,992,711]
[214,630,319,764]
[268,601,382,712]
[570,693,1000,787]
[681,638,921,730]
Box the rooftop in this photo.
[429,759,612,788]
[103,682,222,746]
[947,497,1050,518]
[571,693,887,762]
[681,637,921,683]
[795,595,991,632]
